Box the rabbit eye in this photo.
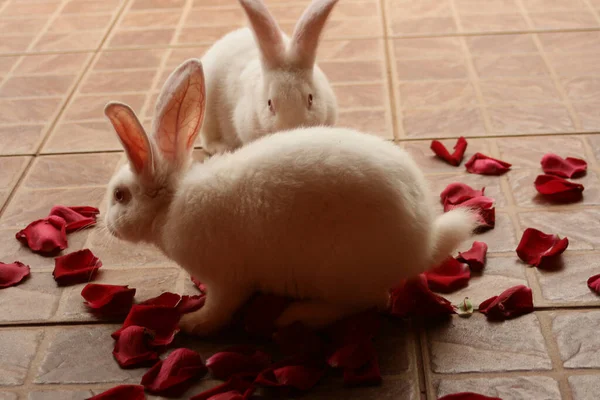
[114,188,127,203]
[308,94,313,108]
[268,99,274,113]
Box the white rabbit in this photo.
[199,0,339,155]
[104,59,476,336]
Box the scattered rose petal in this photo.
[587,274,600,295]
[240,294,292,337]
[541,153,587,178]
[177,294,206,314]
[113,304,180,347]
[456,297,474,318]
[430,137,468,166]
[516,228,568,268]
[87,385,146,400]
[343,355,381,387]
[141,348,208,397]
[49,205,99,233]
[389,274,455,318]
[440,183,485,207]
[191,276,207,293]
[457,241,488,272]
[328,339,376,370]
[439,393,501,400]
[0,261,30,288]
[465,153,511,175]
[140,292,181,308]
[206,346,271,380]
[190,376,254,400]
[445,196,495,231]
[53,249,102,286]
[479,285,534,321]
[424,257,471,293]
[112,325,159,368]
[16,216,67,255]
[256,365,325,391]
[534,174,584,203]
[81,284,136,315]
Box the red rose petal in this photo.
[256,365,325,391]
[190,376,254,400]
[479,285,534,321]
[440,183,485,207]
[424,257,471,293]
[191,276,207,293]
[48,205,99,233]
[87,385,146,400]
[588,274,600,295]
[430,137,468,166]
[516,228,568,268]
[343,355,381,387]
[389,274,455,318]
[206,346,271,380]
[141,348,208,397]
[140,292,181,308]
[241,294,292,337]
[456,241,488,272]
[541,153,587,178]
[16,216,67,255]
[328,339,376,370]
[439,393,502,400]
[445,196,495,231]
[465,153,511,175]
[81,284,136,315]
[112,325,159,368]
[0,261,30,288]
[113,304,180,346]
[534,174,584,203]
[53,249,102,286]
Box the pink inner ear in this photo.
[106,105,151,175]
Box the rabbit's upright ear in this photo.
[152,58,205,171]
[289,0,339,69]
[238,0,285,69]
[105,102,154,179]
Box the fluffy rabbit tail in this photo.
[429,208,478,266]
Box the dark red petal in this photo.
[430,137,468,166]
[190,376,254,400]
[343,355,381,387]
[206,391,244,400]
[206,347,271,380]
[440,183,485,207]
[438,393,502,400]
[478,285,534,321]
[534,174,584,203]
[389,274,455,318]
[112,326,159,368]
[516,228,569,268]
[541,153,587,178]
[112,304,180,346]
[424,257,471,293]
[457,241,488,272]
[0,261,30,288]
[465,153,511,175]
[177,294,206,315]
[81,284,136,315]
[87,385,146,400]
[141,348,208,397]
[49,205,99,233]
[191,276,207,293]
[256,365,325,391]
[16,216,67,255]
[53,249,102,286]
[328,339,376,369]
[445,196,495,231]
[140,292,181,308]
[587,274,600,295]
[240,294,292,338]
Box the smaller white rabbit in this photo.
[104,59,476,336]
[199,0,339,155]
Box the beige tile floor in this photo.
[1,0,600,398]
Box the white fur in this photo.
[104,59,476,336]
[199,0,338,155]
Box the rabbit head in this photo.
[238,0,338,135]
[103,59,205,244]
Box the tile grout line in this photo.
[379,0,402,140]
[24,0,70,53]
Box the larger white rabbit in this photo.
[199,0,339,155]
[104,59,476,336]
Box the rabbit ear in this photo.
[238,0,285,69]
[105,102,154,177]
[289,0,338,69]
[152,58,205,170]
